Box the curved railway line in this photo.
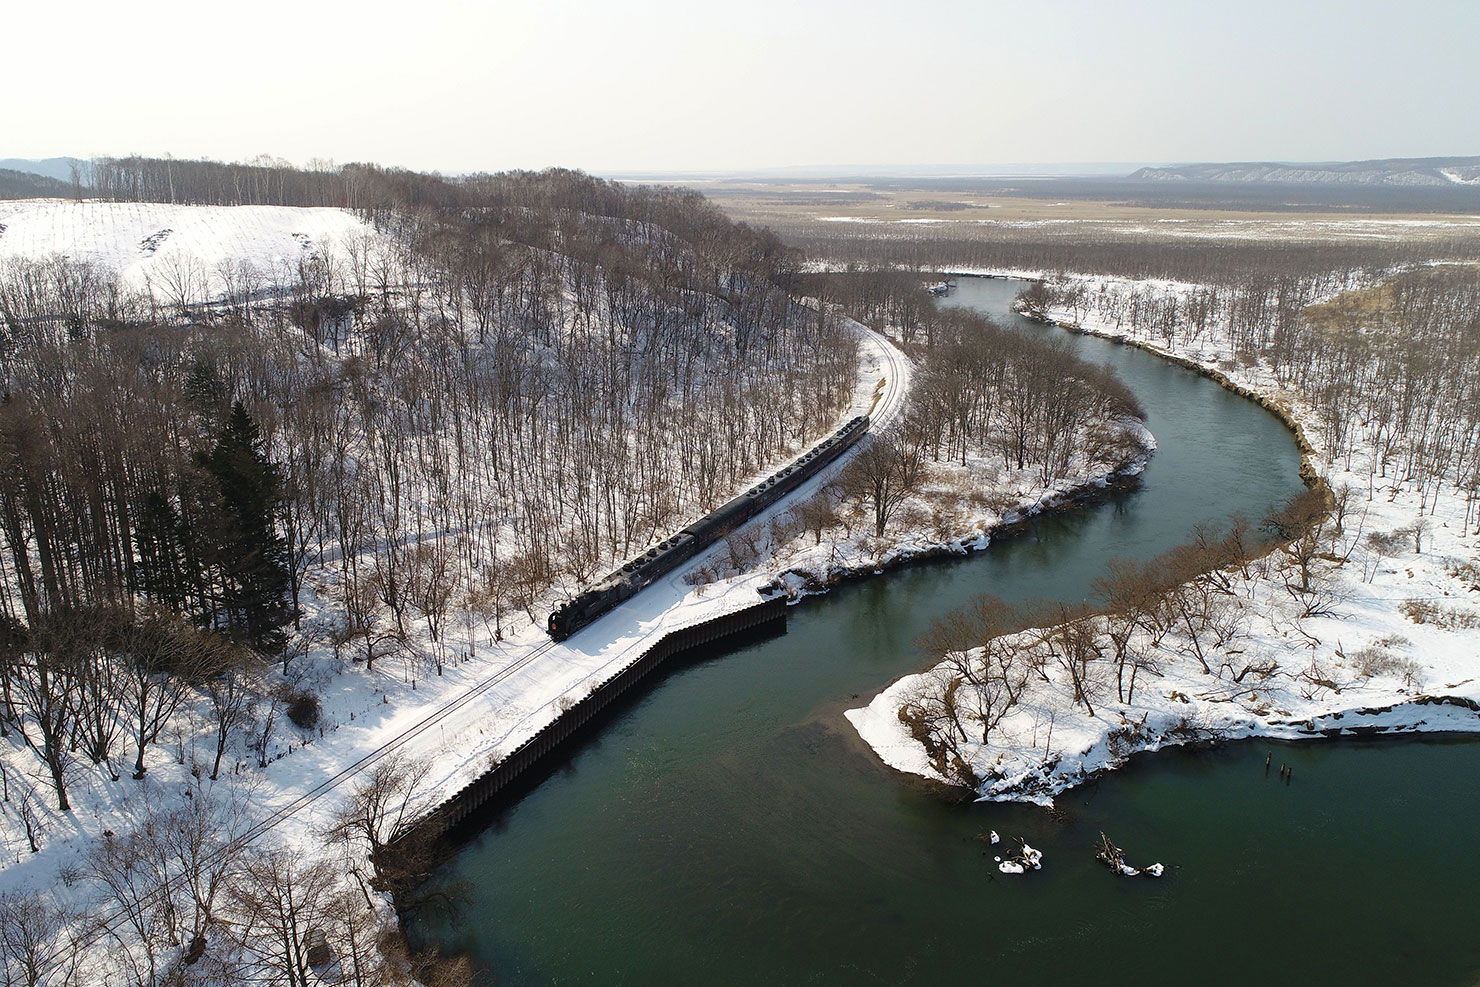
[46,325,912,970]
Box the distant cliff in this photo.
[1131,155,1480,187]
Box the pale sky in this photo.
[5,0,1477,174]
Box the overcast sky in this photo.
[5,0,1477,175]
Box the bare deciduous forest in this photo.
[1025,265,1480,515]
[4,153,1477,984]
[0,161,866,812]
[837,221,1480,798]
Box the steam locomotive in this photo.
[547,415,870,640]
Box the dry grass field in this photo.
[693,178,1480,248]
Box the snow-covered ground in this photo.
[0,199,1166,980]
[848,272,1480,805]
[0,200,917,979]
[745,417,1152,603]
[0,326,907,834]
[0,198,386,301]
[0,202,1148,892]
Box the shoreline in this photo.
[758,449,1151,603]
[848,269,1480,807]
[1010,301,1327,493]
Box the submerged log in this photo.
[1096,831,1164,878]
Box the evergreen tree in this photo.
[201,402,290,654]
[133,489,188,610]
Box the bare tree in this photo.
[792,490,841,546]
[206,657,257,781]
[82,821,177,986]
[122,611,220,779]
[327,752,432,891]
[0,888,84,987]
[7,615,84,810]
[229,847,339,987]
[843,437,924,537]
[1046,612,1102,718]
[896,668,977,786]
[165,779,254,955]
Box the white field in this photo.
[0,198,381,299]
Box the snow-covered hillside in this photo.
[0,199,383,299]
[0,188,911,982]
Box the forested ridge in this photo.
[0,161,858,816]
[0,158,1156,984]
[806,271,1145,487]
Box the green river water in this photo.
[411,277,1480,986]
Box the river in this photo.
[410,277,1480,985]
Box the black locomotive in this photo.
[547,415,870,640]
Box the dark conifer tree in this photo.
[133,490,188,610]
[201,402,290,654]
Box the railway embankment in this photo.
[399,598,788,852]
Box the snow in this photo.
[847,269,1480,808]
[0,215,912,875]
[997,842,1042,874]
[718,307,1154,603]
[0,200,918,974]
[0,198,387,300]
[0,199,1280,971]
[1439,168,1480,186]
[751,407,1151,609]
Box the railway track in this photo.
[45,635,561,967]
[50,326,914,971]
[230,329,910,856]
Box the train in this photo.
[547,415,871,641]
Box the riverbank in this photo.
[407,270,1337,983]
[389,320,1155,846]
[849,272,1480,805]
[0,300,907,979]
[755,438,1153,602]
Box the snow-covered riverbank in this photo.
[0,199,913,979]
[848,272,1480,805]
[753,423,1153,603]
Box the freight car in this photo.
[547,415,870,640]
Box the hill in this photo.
[0,156,89,183]
[0,198,379,296]
[0,167,75,199]
[1131,155,1480,187]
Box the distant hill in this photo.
[0,167,76,199]
[0,156,89,183]
[1131,156,1480,187]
